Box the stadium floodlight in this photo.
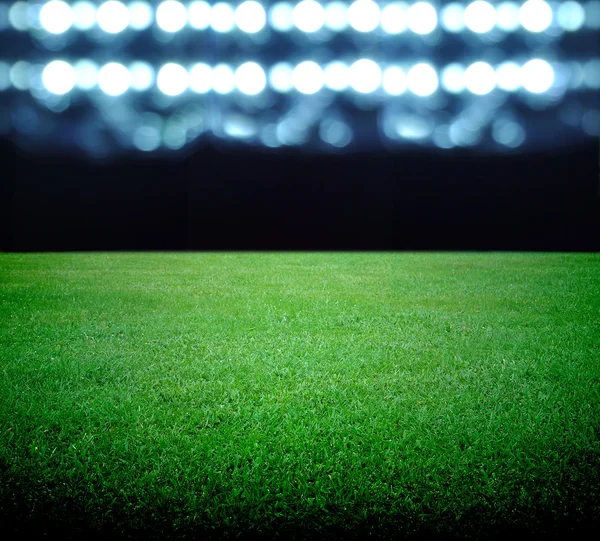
[293,0,325,33]
[156,1,188,33]
[0,0,597,154]
[407,2,437,35]
[349,59,382,93]
[42,60,76,95]
[235,62,267,95]
[519,0,553,33]
[157,63,189,95]
[407,63,438,96]
[98,62,131,95]
[347,0,381,33]
[235,2,267,33]
[211,3,235,33]
[40,1,74,35]
[96,1,130,34]
[292,61,324,94]
[72,2,97,31]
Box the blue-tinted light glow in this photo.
[72,1,96,31]
[464,61,496,94]
[382,66,407,95]
[235,62,267,95]
[407,2,437,35]
[520,0,552,33]
[43,60,76,95]
[324,1,349,30]
[128,2,153,30]
[189,62,213,93]
[407,63,438,96]
[157,63,189,95]
[188,1,211,29]
[97,1,129,34]
[464,1,496,34]
[269,3,294,31]
[40,1,73,34]
[557,1,585,31]
[293,61,324,94]
[211,3,235,33]
[521,59,554,93]
[156,1,187,33]
[235,2,266,33]
[98,62,131,95]
[381,3,408,34]
[348,0,381,33]
[293,0,325,33]
[349,59,382,93]
[441,3,465,33]
[496,2,520,31]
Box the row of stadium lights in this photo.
[3,0,599,36]
[6,57,600,97]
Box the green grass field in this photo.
[1,253,599,540]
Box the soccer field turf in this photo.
[1,253,599,540]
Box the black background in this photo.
[1,136,598,251]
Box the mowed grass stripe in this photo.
[0,253,599,540]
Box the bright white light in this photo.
[324,62,349,91]
[189,63,213,93]
[8,2,28,31]
[382,66,407,95]
[324,2,348,30]
[293,1,325,33]
[235,1,266,33]
[211,2,235,32]
[129,61,154,90]
[407,63,438,96]
[557,1,585,31]
[407,2,437,34]
[269,3,294,31]
[464,1,496,33]
[72,2,96,31]
[98,62,131,96]
[188,1,211,29]
[97,1,129,34]
[42,60,76,95]
[235,62,266,95]
[496,2,520,31]
[129,2,153,30]
[156,1,187,32]
[520,0,552,33]
[212,64,235,94]
[74,60,98,90]
[521,58,554,93]
[441,3,465,33]
[495,61,521,91]
[349,59,381,94]
[464,62,496,94]
[292,61,324,94]
[268,63,294,92]
[381,3,408,34]
[441,63,465,93]
[348,0,380,33]
[40,1,73,34]
[157,63,188,95]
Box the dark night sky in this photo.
[1,136,599,251]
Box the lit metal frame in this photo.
[0,1,598,155]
